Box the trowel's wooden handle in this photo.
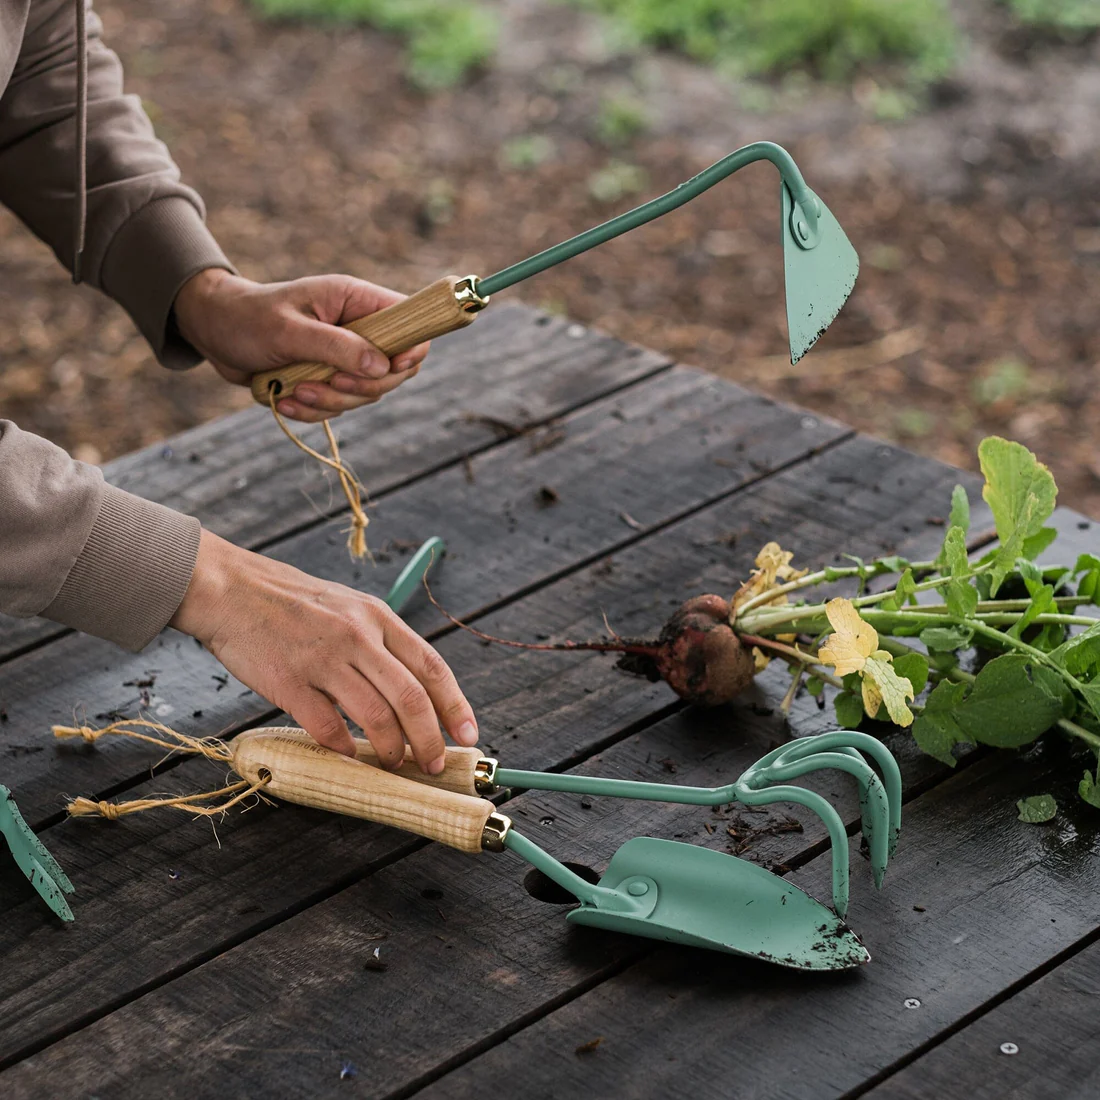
[232,728,492,852]
[250,275,483,404]
[352,741,483,797]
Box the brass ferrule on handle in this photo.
[250,274,489,404]
[481,812,511,853]
[473,757,499,795]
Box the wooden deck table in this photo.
[1,304,1097,1099]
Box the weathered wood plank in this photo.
[0,304,670,662]
[0,370,846,827]
[0,438,989,1088]
[864,938,1100,1100]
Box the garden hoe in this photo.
[250,140,859,405]
[227,728,897,971]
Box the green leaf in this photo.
[1016,794,1057,823]
[879,568,918,612]
[841,672,862,694]
[979,437,1057,596]
[1049,622,1100,677]
[947,484,970,537]
[935,485,971,569]
[1074,554,1100,604]
[911,679,970,765]
[1021,526,1058,559]
[954,654,1065,748]
[805,675,824,697]
[834,691,865,730]
[1079,767,1100,810]
[1007,573,1055,641]
[892,652,929,694]
[942,526,978,618]
[875,555,910,574]
[920,624,974,652]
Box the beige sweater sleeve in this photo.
[0,0,234,368]
[0,421,201,650]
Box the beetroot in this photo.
[617,595,755,706]
[426,584,757,708]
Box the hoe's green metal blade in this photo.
[384,536,446,616]
[566,837,869,971]
[782,183,860,364]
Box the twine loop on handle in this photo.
[268,391,371,561]
[53,719,271,821]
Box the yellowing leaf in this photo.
[862,655,915,727]
[751,646,771,672]
[731,542,807,614]
[818,598,879,676]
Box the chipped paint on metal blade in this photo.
[782,183,860,364]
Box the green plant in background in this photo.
[569,0,957,82]
[587,159,649,202]
[595,91,650,146]
[1004,0,1100,32]
[252,0,498,89]
[501,134,557,170]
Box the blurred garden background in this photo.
[1,0,1098,508]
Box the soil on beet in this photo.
[1,0,1098,513]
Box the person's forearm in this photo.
[0,420,200,649]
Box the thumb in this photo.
[281,314,390,380]
[289,688,358,757]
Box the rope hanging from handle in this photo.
[268,391,372,561]
[53,720,272,820]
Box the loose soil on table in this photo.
[2,0,1098,513]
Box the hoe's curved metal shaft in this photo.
[477,141,820,296]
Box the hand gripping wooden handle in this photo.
[351,741,484,797]
[232,728,492,852]
[250,275,486,404]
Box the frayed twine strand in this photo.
[53,719,271,821]
[268,391,371,561]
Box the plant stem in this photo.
[738,634,843,689]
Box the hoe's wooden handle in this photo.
[250,275,483,404]
[352,741,483,797]
[232,728,492,852]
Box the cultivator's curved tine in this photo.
[733,778,851,917]
[758,732,902,856]
[761,752,890,891]
[734,732,904,914]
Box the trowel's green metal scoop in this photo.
[506,832,868,970]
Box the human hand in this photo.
[173,269,430,423]
[170,530,478,772]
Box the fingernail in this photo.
[456,721,478,746]
[331,375,355,393]
[278,400,297,416]
[362,353,389,379]
[296,389,316,405]
[427,754,446,775]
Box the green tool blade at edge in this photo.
[782,184,860,365]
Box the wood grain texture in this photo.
[0,304,669,661]
[0,436,1000,1087]
[231,729,492,851]
[250,276,480,401]
[865,936,1100,1100]
[0,368,847,828]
